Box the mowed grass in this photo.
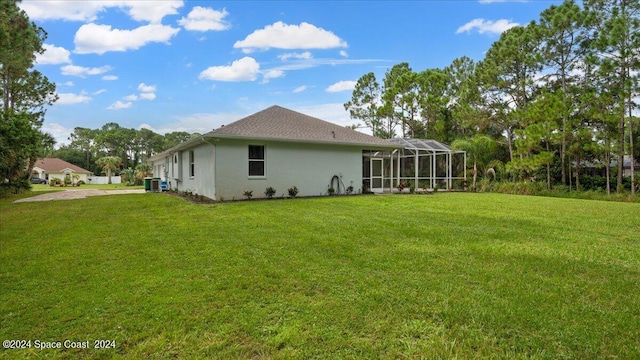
[1,193,639,359]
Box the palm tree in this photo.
[95,156,121,184]
[452,134,497,192]
[135,162,152,180]
[71,174,80,187]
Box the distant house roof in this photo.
[151,105,399,160]
[33,158,92,174]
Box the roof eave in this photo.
[208,133,401,149]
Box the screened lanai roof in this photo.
[388,138,463,153]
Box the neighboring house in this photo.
[149,106,400,200]
[32,158,93,184]
[622,155,640,177]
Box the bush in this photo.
[243,190,253,200]
[493,181,545,195]
[287,186,299,198]
[0,179,31,198]
[264,187,276,199]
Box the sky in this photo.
[20,0,564,147]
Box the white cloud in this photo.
[456,18,519,35]
[138,83,156,92]
[56,92,92,105]
[139,92,156,101]
[261,69,285,83]
[36,44,71,65]
[41,122,73,147]
[339,50,349,58]
[293,85,307,93]
[326,80,357,93]
[19,0,183,23]
[62,81,74,86]
[279,51,313,61]
[178,6,230,31]
[124,94,139,101]
[61,64,112,77]
[74,23,180,55]
[234,21,348,53]
[290,103,362,130]
[93,89,106,95]
[124,1,183,23]
[199,57,260,82]
[141,111,246,135]
[265,58,386,73]
[102,75,118,81]
[107,100,133,110]
[19,1,106,22]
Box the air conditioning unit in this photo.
[150,178,160,192]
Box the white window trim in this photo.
[248,145,266,178]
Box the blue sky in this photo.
[21,0,563,146]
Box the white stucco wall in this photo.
[37,170,90,184]
[176,142,216,199]
[214,139,364,200]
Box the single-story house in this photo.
[149,105,466,200]
[32,158,93,184]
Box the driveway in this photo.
[13,189,146,203]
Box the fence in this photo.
[86,176,122,185]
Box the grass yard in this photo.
[1,193,639,359]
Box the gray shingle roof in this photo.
[208,105,398,148]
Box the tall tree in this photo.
[418,68,451,142]
[381,63,422,138]
[538,0,588,185]
[344,73,389,138]
[477,23,543,168]
[0,0,57,192]
[585,0,640,193]
[163,131,198,150]
[69,127,98,171]
[445,56,483,137]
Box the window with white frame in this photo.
[248,145,265,177]
[189,150,195,177]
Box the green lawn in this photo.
[1,193,639,359]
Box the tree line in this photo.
[345,0,639,194]
[50,125,201,176]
